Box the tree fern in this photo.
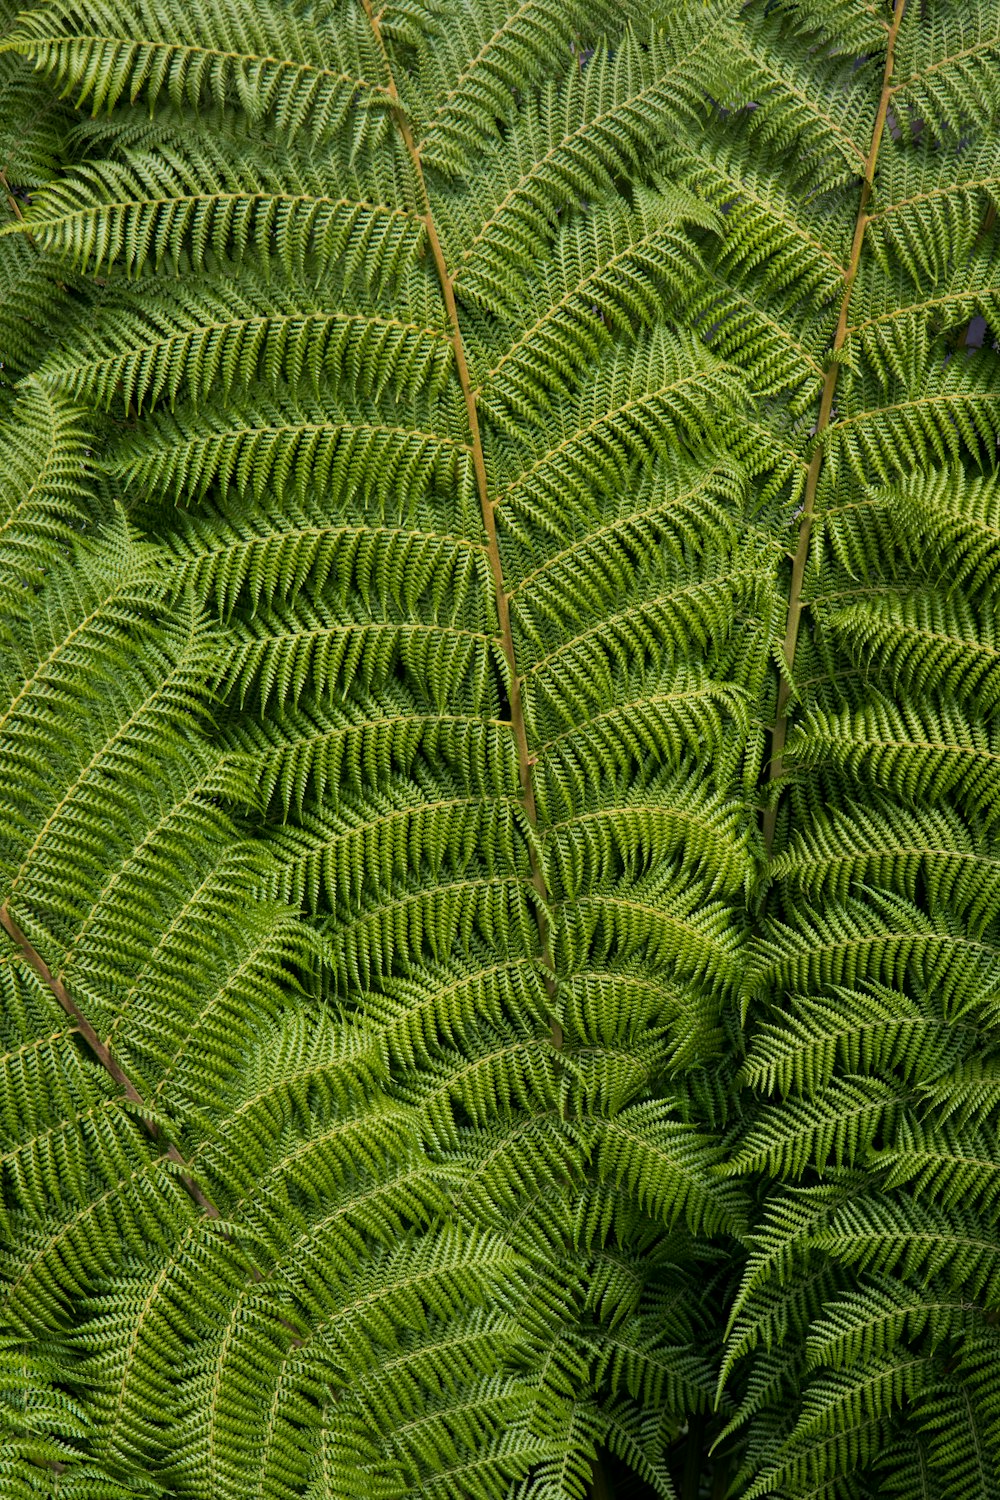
[705,1,1000,1493]
[2,0,1000,1497]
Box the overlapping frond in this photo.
[0,0,765,1492]
[686,1,1000,1494]
[0,408,529,1498]
[4,0,1000,1495]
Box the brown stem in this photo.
[0,903,219,1218]
[358,0,561,1044]
[588,1454,616,1500]
[681,1414,707,1500]
[762,0,908,855]
[0,167,30,230]
[1,165,69,297]
[0,908,312,1362]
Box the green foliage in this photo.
[715,0,1000,1490]
[1,0,1000,1497]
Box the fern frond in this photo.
[749,890,1000,1021]
[789,697,1000,831]
[817,1196,1000,1304]
[771,800,1000,938]
[804,1278,974,1371]
[740,985,970,1099]
[414,0,649,178]
[6,0,385,140]
[39,268,452,413]
[117,385,475,508]
[892,3,1000,136]
[11,141,425,282]
[0,380,98,585]
[877,1117,1000,1222]
[725,1077,900,1180]
[7,0,1000,1494]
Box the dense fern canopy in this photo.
[1,0,1000,1496]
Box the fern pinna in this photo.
[1,1,999,1497]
